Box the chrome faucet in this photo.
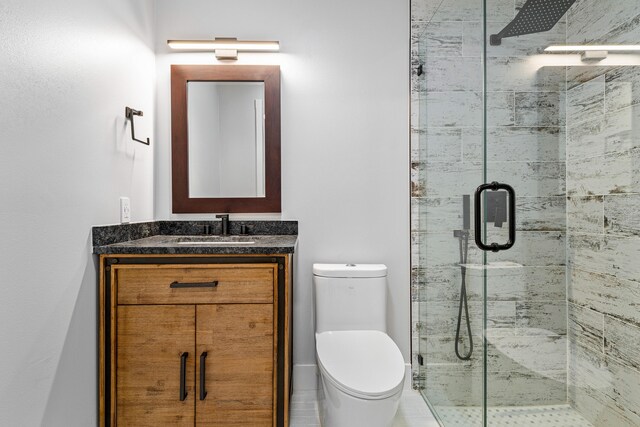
[216,214,230,235]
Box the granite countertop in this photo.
[92,220,297,255]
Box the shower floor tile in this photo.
[435,404,594,426]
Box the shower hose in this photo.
[455,230,473,360]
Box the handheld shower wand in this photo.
[453,195,473,360]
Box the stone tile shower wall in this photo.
[565,1,640,425]
[410,0,568,407]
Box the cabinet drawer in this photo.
[116,264,275,305]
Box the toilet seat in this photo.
[316,330,405,400]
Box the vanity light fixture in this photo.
[167,37,279,60]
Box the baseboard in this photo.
[292,364,318,391]
[404,363,412,390]
[292,363,413,391]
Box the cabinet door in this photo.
[197,304,274,426]
[117,305,195,426]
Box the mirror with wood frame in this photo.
[171,65,281,213]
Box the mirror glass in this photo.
[187,82,266,198]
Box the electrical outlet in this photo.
[120,197,131,223]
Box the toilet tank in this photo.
[313,264,387,334]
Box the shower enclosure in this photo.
[411,0,640,425]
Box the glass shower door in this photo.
[414,0,486,422]
[480,1,572,425]
[482,0,640,426]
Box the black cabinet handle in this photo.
[179,352,188,401]
[474,181,516,252]
[170,281,218,289]
[199,352,208,400]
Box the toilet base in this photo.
[317,373,402,427]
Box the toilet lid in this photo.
[316,331,405,399]
[313,264,387,278]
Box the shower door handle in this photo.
[474,182,516,252]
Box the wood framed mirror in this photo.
[171,65,281,213]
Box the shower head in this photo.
[490,0,576,46]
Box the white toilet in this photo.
[313,263,405,427]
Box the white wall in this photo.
[0,0,155,424]
[154,0,410,376]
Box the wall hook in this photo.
[125,107,150,145]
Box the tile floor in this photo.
[290,390,595,426]
[289,389,440,427]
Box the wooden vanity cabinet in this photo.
[99,255,292,427]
